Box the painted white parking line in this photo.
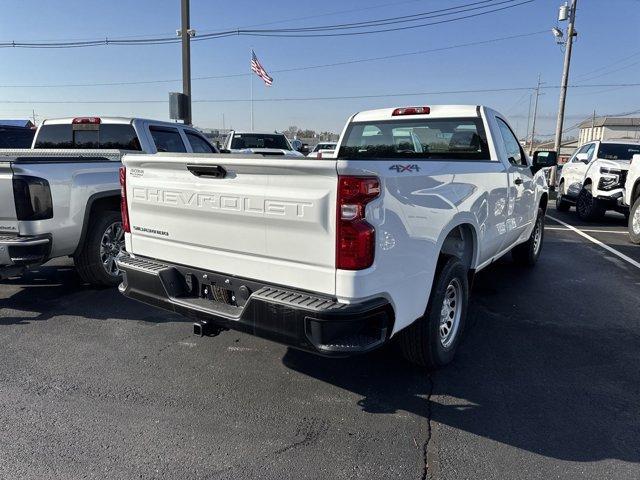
[547,215,640,270]
[545,227,627,234]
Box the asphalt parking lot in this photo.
[1,204,639,480]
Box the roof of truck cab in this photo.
[41,117,189,128]
[230,131,286,135]
[351,105,481,122]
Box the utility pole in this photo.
[529,74,542,156]
[525,93,533,148]
[590,109,596,141]
[181,0,192,125]
[553,0,578,153]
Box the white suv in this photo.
[556,140,640,220]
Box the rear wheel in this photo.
[75,211,125,287]
[629,196,640,245]
[399,256,469,369]
[576,184,606,221]
[512,208,544,266]
[556,182,571,212]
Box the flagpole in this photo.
[250,49,254,130]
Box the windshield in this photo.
[339,118,489,160]
[230,133,291,150]
[597,143,640,161]
[313,143,336,152]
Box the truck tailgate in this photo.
[0,161,18,233]
[124,154,338,295]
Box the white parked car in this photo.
[222,130,304,157]
[116,105,554,368]
[556,140,640,220]
[624,153,640,243]
[307,142,337,158]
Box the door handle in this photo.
[514,178,523,185]
[187,164,227,179]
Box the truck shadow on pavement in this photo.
[0,263,178,325]
[282,251,640,464]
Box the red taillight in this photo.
[336,176,380,270]
[392,106,430,116]
[72,117,101,124]
[119,166,130,233]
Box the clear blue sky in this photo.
[1,0,639,139]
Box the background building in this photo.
[578,117,640,145]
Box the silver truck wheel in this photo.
[399,256,469,369]
[629,197,640,244]
[75,211,124,287]
[439,279,462,349]
[100,221,125,277]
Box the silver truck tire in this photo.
[399,256,468,369]
[512,208,545,267]
[629,197,640,245]
[74,211,124,287]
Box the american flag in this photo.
[251,50,273,87]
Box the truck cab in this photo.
[556,140,640,220]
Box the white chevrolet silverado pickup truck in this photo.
[556,140,640,220]
[116,105,555,367]
[0,116,218,285]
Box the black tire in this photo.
[399,256,469,369]
[556,182,571,212]
[512,207,545,267]
[74,211,124,287]
[576,184,605,221]
[629,196,640,245]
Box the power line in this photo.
[0,0,535,48]
[2,82,639,104]
[0,30,548,89]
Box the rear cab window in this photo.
[231,134,291,150]
[34,123,141,150]
[149,127,186,153]
[338,118,489,160]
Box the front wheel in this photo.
[576,184,605,221]
[512,208,545,267]
[399,256,469,369]
[556,182,571,212]
[629,197,640,245]
[74,211,125,287]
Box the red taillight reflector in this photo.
[72,117,101,124]
[336,176,380,270]
[392,106,430,116]
[119,166,130,233]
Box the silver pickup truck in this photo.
[0,116,218,285]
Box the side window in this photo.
[496,118,526,166]
[570,144,591,163]
[186,131,216,153]
[149,127,186,153]
[584,143,596,161]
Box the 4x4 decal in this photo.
[389,164,421,173]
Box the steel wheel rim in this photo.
[439,278,462,349]
[532,218,543,255]
[100,221,125,277]
[633,208,640,235]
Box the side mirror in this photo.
[219,148,231,154]
[575,152,590,164]
[532,150,558,173]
